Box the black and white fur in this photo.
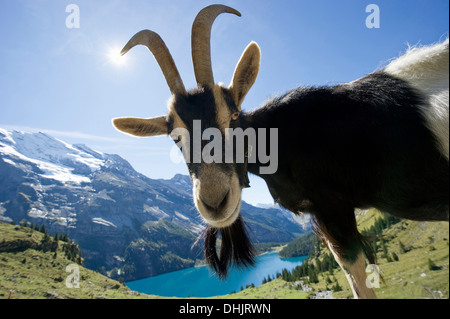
[241,39,449,298]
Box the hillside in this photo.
[2,209,448,299]
[357,209,449,299]
[220,209,449,299]
[278,232,321,258]
[0,222,152,299]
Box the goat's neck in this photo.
[241,105,282,178]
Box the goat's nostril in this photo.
[200,190,230,211]
[218,190,230,210]
[200,197,216,211]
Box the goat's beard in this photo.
[203,216,256,279]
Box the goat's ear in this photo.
[229,42,261,110]
[112,116,168,137]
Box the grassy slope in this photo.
[1,209,448,299]
[321,209,448,299]
[361,209,449,299]
[211,278,309,299]
[219,209,449,299]
[0,222,156,299]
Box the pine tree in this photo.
[332,281,342,292]
[316,258,323,273]
[39,224,47,234]
[61,233,69,242]
[380,239,389,259]
[391,252,399,261]
[399,240,407,254]
[308,267,319,284]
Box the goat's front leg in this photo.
[327,242,377,299]
[313,207,377,299]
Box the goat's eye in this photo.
[231,112,240,121]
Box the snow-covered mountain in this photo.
[1,130,102,184]
[0,128,305,281]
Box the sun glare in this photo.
[108,48,127,66]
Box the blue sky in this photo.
[0,0,448,205]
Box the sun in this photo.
[108,47,127,66]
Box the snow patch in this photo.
[28,208,48,219]
[175,211,189,221]
[143,205,169,219]
[0,203,7,219]
[92,218,117,228]
[39,161,91,184]
[2,158,17,167]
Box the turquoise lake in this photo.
[126,252,307,298]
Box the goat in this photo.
[112,5,449,299]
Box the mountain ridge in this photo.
[0,128,306,281]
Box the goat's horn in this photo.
[121,30,187,96]
[192,5,241,88]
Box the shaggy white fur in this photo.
[384,39,449,161]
